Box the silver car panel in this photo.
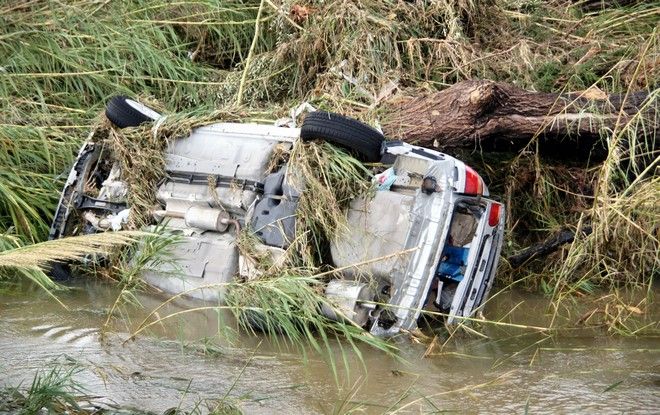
[165,123,297,181]
[369,189,454,336]
[141,225,238,301]
[50,119,505,335]
[329,191,414,281]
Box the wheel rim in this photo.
[124,99,162,120]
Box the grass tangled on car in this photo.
[0,0,656,337]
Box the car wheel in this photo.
[105,96,162,128]
[47,262,71,281]
[300,111,385,162]
[239,309,273,333]
[239,309,311,335]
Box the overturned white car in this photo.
[49,97,505,336]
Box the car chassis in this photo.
[49,97,505,337]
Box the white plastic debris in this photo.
[275,102,317,128]
[108,208,131,231]
[98,163,128,201]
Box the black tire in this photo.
[239,309,274,334]
[105,96,160,128]
[239,309,312,335]
[47,262,71,281]
[300,111,385,162]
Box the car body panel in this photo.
[331,145,505,334]
[329,191,414,281]
[49,116,505,336]
[165,123,298,182]
[141,229,238,301]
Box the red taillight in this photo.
[488,203,502,227]
[464,166,483,195]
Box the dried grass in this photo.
[286,141,373,265]
[0,231,140,270]
[225,140,387,359]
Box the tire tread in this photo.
[105,96,154,128]
[300,111,384,162]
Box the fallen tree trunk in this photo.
[508,226,593,269]
[382,80,655,157]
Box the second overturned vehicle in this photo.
[50,96,505,337]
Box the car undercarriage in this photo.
[49,96,505,336]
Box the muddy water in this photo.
[1,281,658,414]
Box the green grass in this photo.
[101,227,182,332]
[0,364,85,415]
[0,359,246,414]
